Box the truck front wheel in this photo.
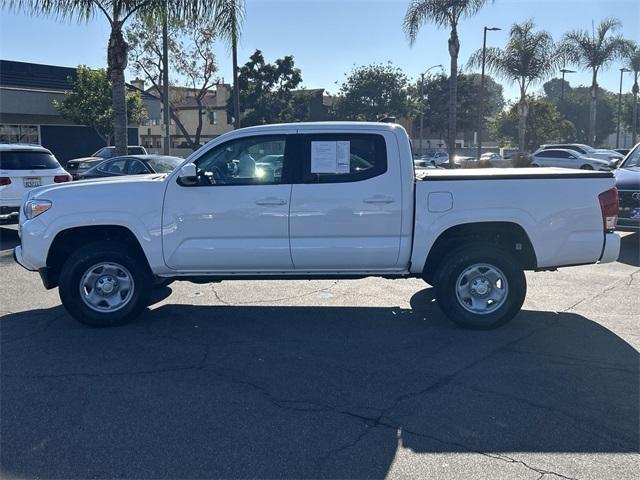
[58,242,152,327]
[434,244,526,329]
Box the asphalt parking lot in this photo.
[1,225,638,480]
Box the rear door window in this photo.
[0,150,60,170]
[300,133,387,183]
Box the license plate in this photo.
[23,177,41,188]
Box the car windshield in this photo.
[620,145,640,168]
[93,147,113,159]
[146,156,182,173]
[0,150,60,170]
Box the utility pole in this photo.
[162,0,170,155]
[476,26,500,161]
[617,67,630,148]
[418,64,442,156]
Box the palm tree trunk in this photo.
[632,72,639,145]
[447,28,460,169]
[517,97,528,153]
[107,21,129,156]
[588,70,598,146]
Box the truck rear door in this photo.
[289,130,403,270]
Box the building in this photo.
[0,60,160,165]
[136,80,234,155]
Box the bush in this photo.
[511,153,532,168]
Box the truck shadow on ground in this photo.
[1,289,638,479]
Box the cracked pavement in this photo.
[1,226,639,479]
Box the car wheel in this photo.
[434,244,526,330]
[580,164,594,170]
[59,242,152,327]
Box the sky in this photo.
[0,0,638,102]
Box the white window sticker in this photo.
[336,141,351,173]
[311,141,337,173]
[311,141,351,174]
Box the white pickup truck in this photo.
[14,122,620,329]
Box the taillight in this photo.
[54,175,72,183]
[0,177,11,186]
[598,187,618,231]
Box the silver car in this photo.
[530,149,614,171]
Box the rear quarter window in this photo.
[0,150,60,170]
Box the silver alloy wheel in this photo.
[455,263,509,315]
[79,262,135,312]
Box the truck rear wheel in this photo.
[434,244,526,329]
[59,242,152,327]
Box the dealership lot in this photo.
[1,226,638,480]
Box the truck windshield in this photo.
[0,150,60,170]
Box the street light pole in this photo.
[560,68,575,105]
[418,64,442,156]
[617,67,631,148]
[477,26,500,161]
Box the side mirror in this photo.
[177,163,198,186]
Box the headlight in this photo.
[23,199,52,219]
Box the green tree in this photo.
[333,64,411,121]
[561,18,630,145]
[625,41,640,144]
[214,0,245,129]
[468,20,561,152]
[491,98,575,149]
[2,1,217,156]
[128,17,218,150]
[415,72,504,142]
[543,80,618,145]
[403,0,492,166]
[53,65,146,145]
[229,50,307,126]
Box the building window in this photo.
[208,110,217,125]
[0,124,40,144]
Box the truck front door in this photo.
[162,134,294,272]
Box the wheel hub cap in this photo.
[79,262,134,313]
[455,263,509,315]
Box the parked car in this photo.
[66,146,148,179]
[480,152,510,168]
[614,142,640,232]
[0,144,71,223]
[14,122,620,330]
[423,150,449,166]
[530,149,615,171]
[77,155,183,180]
[534,143,623,162]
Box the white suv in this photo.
[0,144,71,223]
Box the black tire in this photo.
[434,244,526,330]
[59,242,152,327]
[580,164,594,170]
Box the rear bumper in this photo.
[599,232,621,263]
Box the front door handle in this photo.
[255,198,287,206]
[363,196,394,204]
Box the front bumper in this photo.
[599,232,621,263]
[616,218,640,232]
[0,206,20,222]
[13,245,35,271]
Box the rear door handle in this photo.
[255,198,287,206]
[363,196,394,204]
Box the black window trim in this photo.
[298,132,388,184]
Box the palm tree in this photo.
[561,18,629,146]
[403,0,491,167]
[626,42,640,145]
[2,1,215,155]
[214,0,246,129]
[468,20,560,153]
